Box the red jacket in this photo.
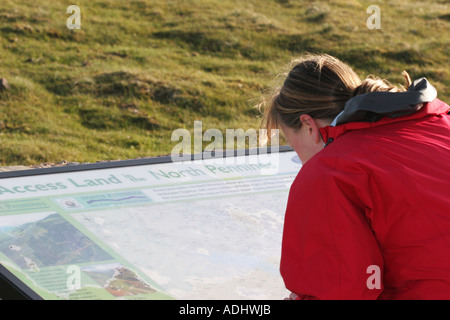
[280,98,450,299]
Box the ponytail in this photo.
[352,71,412,97]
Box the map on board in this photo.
[0,150,301,300]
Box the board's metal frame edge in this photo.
[0,264,44,300]
[0,145,294,179]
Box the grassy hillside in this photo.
[0,0,448,166]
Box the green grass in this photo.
[0,0,448,165]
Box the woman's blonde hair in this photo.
[259,53,412,137]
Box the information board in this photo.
[0,147,301,300]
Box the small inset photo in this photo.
[55,198,84,210]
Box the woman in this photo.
[260,53,450,299]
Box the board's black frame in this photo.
[0,264,43,300]
[0,145,294,300]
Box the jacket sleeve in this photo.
[280,161,384,300]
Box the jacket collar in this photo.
[332,77,437,126]
[320,98,450,144]
[319,78,447,144]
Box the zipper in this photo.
[324,138,334,147]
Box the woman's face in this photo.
[280,115,330,164]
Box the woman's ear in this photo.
[299,114,322,144]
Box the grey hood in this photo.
[331,78,438,126]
